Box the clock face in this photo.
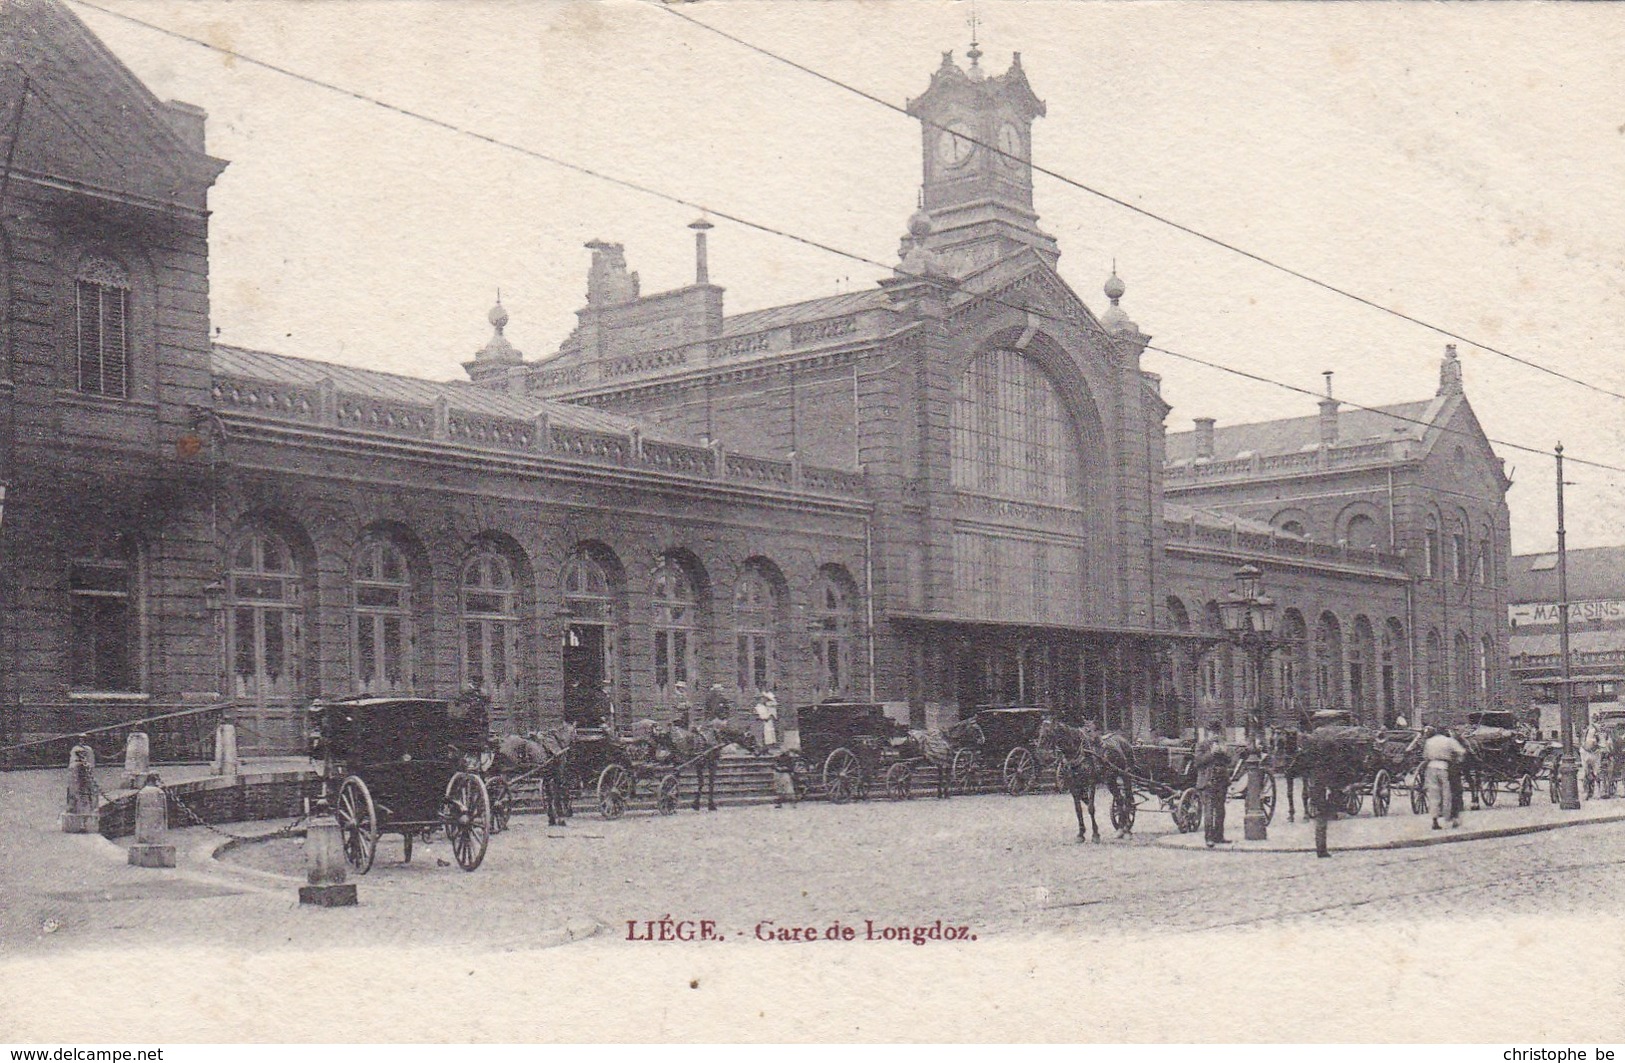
[935,123,976,168]
[997,123,1024,168]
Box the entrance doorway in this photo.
[562,624,608,726]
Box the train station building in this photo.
[0,0,1515,754]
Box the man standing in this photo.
[1194,723,1232,848]
[1423,725,1468,830]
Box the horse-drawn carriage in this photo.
[310,695,494,873]
[940,707,1053,796]
[794,701,910,802]
[1460,719,1548,808]
[1115,739,1206,834]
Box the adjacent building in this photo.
[0,1,1516,754]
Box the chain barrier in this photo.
[76,759,304,842]
[165,785,306,843]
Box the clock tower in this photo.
[905,43,1058,271]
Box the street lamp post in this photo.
[1556,443,1581,810]
[1220,564,1278,842]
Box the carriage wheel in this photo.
[1109,789,1136,833]
[1054,761,1070,795]
[1343,787,1363,817]
[335,776,378,875]
[884,762,913,800]
[656,773,680,816]
[487,775,512,834]
[1479,776,1499,807]
[1259,771,1278,826]
[1176,788,1203,834]
[597,763,630,820]
[1371,770,1391,818]
[1519,773,1535,807]
[823,748,862,804]
[1410,771,1428,814]
[950,748,978,794]
[443,771,491,872]
[1002,747,1036,796]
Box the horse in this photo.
[658,719,758,812]
[1036,719,1136,842]
[1269,728,1313,823]
[494,722,576,826]
[898,727,954,798]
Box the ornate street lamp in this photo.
[1220,564,1279,841]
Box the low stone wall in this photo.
[97,770,320,840]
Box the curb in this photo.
[1155,808,1625,853]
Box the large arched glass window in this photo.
[354,538,413,694]
[1454,631,1473,706]
[952,349,1079,503]
[811,569,856,700]
[462,551,518,706]
[69,530,141,692]
[76,255,130,398]
[1424,629,1445,715]
[562,549,621,725]
[734,566,779,698]
[229,531,301,705]
[1381,620,1404,726]
[1315,613,1344,709]
[651,557,698,707]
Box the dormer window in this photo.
[75,256,131,398]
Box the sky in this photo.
[72,0,1625,555]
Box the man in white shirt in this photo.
[1422,726,1468,829]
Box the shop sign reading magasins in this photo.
[1510,599,1625,626]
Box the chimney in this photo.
[689,218,714,285]
[1194,417,1216,460]
[1319,370,1339,445]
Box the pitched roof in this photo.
[1165,400,1435,463]
[1164,501,1299,538]
[1510,545,1625,604]
[211,344,655,437]
[719,289,890,336]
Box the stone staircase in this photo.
[511,750,779,817]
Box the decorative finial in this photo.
[1101,266,1135,335]
[474,290,521,365]
[488,290,508,331]
[1438,342,1464,396]
[966,1,983,72]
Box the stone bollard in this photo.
[121,731,150,789]
[299,802,357,907]
[127,779,177,867]
[211,723,239,778]
[60,741,100,834]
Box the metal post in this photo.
[1556,443,1581,809]
[1243,643,1268,840]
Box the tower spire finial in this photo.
[966,1,983,70]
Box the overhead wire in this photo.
[63,0,1625,476]
[652,2,1625,407]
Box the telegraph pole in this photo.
[1556,443,1580,810]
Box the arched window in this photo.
[1424,515,1441,580]
[229,531,301,705]
[651,556,698,708]
[69,530,141,692]
[76,255,131,398]
[1349,616,1376,723]
[1381,619,1405,726]
[734,566,779,699]
[1278,609,1308,722]
[1454,631,1473,706]
[562,549,621,725]
[951,349,1079,503]
[462,550,518,706]
[1279,520,1306,538]
[811,569,857,700]
[1315,613,1344,708]
[1424,629,1445,715]
[1345,513,1380,551]
[354,538,413,694]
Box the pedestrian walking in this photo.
[1423,725,1467,829]
[1194,723,1231,848]
[771,747,799,808]
[1304,709,1352,858]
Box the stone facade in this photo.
[0,4,1515,755]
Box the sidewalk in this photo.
[1157,793,1625,852]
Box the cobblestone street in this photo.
[8,766,1625,1042]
